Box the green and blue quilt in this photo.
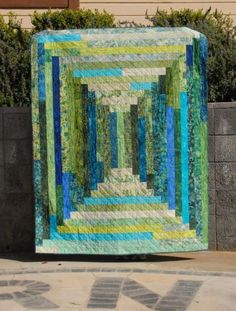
[32,27,208,254]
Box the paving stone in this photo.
[138,295,159,301]
[122,286,143,292]
[100,268,116,272]
[132,269,146,273]
[17,295,59,310]
[86,268,101,272]
[16,280,35,286]
[71,268,85,272]
[87,303,117,309]
[157,307,185,311]
[122,278,159,308]
[91,288,119,294]
[0,293,13,300]
[177,280,202,286]
[96,284,121,290]
[215,136,236,162]
[36,269,55,274]
[91,292,119,299]
[156,296,185,301]
[13,291,29,299]
[29,286,50,291]
[116,269,132,272]
[146,269,162,274]
[215,108,236,135]
[155,280,202,311]
[98,278,123,283]
[160,270,178,275]
[125,289,158,300]
[23,290,42,296]
[8,280,22,286]
[87,277,122,309]
[157,300,188,307]
[27,282,50,290]
[88,297,118,302]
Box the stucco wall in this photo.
[1,0,236,29]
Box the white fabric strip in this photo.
[102,96,137,105]
[123,67,166,76]
[70,210,175,220]
[88,83,130,91]
[81,30,196,41]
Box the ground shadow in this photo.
[0,252,193,263]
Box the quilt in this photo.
[32,27,208,254]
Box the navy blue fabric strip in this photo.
[52,56,62,185]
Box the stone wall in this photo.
[0,107,34,252]
[0,104,235,252]
[208,102,236,251]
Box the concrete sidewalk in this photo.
[0,251,235,310]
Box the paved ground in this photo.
[0,251,235,311]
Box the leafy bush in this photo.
[31,9,115,32]
[0,9,115,107]
[147,8,236,102]
[0,15,31,107]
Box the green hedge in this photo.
[0,15,31,106]
[31,9,115,32]
[0,9,115,107]
[0,8,236,106]
[147,8,236,102]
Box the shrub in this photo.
[0,15,31,107]
[147,8,236,102]
[0,9,115,107]
[31,9,115,32]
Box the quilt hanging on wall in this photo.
[32,27,208,254]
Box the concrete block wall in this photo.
[0,104,236,252]
[0,107,34,252]
[208,102,236,251]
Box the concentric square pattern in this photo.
[32,27,208,254]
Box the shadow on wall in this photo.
[0,107,34,253]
